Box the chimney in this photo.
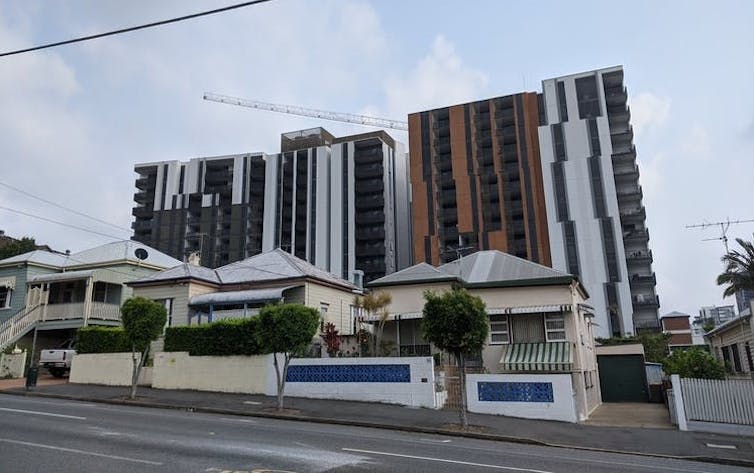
[187,252,202,266]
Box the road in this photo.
[0,395,748,473]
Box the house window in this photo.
[489,314,510,345]
[545,313,566,341]
[155,298,174,327]
[512,314,545,343]
[320,303,329,331]
[0,287,11,309]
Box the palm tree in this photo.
[716,238,754,297]
[354,291,392,356]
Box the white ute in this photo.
[39,339,76,378]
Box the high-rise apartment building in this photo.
[408,66,659,338]
[408,93,551,266]
[132,128,410,284]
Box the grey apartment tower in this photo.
[132,128,411,283]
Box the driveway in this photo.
[0,373,68,391]
[585,402,673,429]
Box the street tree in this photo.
[354,291,392,356]
[421,288,488,428]
[257,303,320,410]
[717,238,754,298]
[663,347,726,379]
[0,236,37,260]
[120,297,167,399]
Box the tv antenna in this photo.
[685,218,754,254]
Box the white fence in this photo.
[681,377,754,425]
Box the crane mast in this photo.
[203,92,409,131]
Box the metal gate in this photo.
[597,354,648,402]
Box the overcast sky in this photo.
[1,0,753,317]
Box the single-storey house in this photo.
[367,250,601,421]
[127,248,360,335]
[705,304,753,376]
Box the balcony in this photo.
[623,228,650,242]
[613,164,639,181]
[355,211,385,225]
[354,164,384,179]
[355,195,385,211]
[354,149,383,165]
[354,180,384,195]
[497,127,517,145]
[632,294,660,308]
[630,273,657,286]
[204,169,232,186]
[135,177,155,191]
[131,220,153,232]
[132,206,152,218]
[616,185,643,202]
[43,302,121,322]
[619,206,646,222]
[133,192,152,205]
[355,227,385,241]
[356,243,385,257]
[626,249,653,264]
[605,87,628,107]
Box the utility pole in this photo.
[685,218,754,254]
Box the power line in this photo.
[0,0,274,58]
[0,180,131,233]
[0,205,125,241]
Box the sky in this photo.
[1,0,753,317]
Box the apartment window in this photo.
[588,156,606,218]
[545,313,566,341]
[576,76,602,119]
[601,218,620,282]
[587,119,601,156]
[556,81,568,122]
[563,221,580,277]
[489,314,510,345]
[552,124,567,161]
[0,287,11,309]
[552,162,569,222]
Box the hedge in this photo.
[76,326,131,354]
[164,318,262,356]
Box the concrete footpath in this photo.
[2,380,753,468]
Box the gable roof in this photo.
[0,250,69,268]
[67,241,181,269]
[0,241,181,270]
[367,262,458,287]
[369,250,579,293]
[438,250,572,285]
[128,263,221,286]
[216,248,356,289]
[661,310,690,319]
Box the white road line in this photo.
[0,438,163,465]
[342,448,552,473]
[0,407,86,420]
[706,443,737,449]
[219,417,258,424]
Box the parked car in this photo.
[39,339,76,378]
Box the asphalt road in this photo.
[0,395,748,473]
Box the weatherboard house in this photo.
[0,241,181,351]
[367,250,601,421]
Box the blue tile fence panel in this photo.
[286,364,411,383]
[478,382,554,402]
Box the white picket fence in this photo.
[680,377,754,425]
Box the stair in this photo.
[0,305,41,351]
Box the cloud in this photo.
[630,92,670,136]
[383,35,489,119]
[681,123,711,158]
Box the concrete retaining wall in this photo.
[70,353,137,386]
[0,352,27,379]
[152,352,273,394]
[466,373,577,423]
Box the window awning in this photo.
[27,269,121,285]
[500,342,573,372]
[189,285,301,307]
[488,305,572,315]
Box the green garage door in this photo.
[597,354,648,402]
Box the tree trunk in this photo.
[273,352,289,411]
[456,352,469,429]
[130,345,149,400]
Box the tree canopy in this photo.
[663,347,726,380]
[0,236,37,260]
[421,288,488,355]
[121,297,168,352]
[717,238,754,298]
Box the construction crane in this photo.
[685,218,754,254]
[203,92,409,131]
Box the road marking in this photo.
[0,407,86,420]
[219,417,258,424]
[0,438,163,465]
[705,443,737,449]
[342,448,552,473]
[243,400,263,405]
[418,438,452,443]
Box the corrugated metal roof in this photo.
[367,262,457,286]
[67,241,181,269]
[0,250,69,267]
[129,263,221,285]
[189,285,301,306]
[28,269,96,283]
[439,250,571,284]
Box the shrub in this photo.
[76,326,130,354]
[663,347,726,380]
[164,317,261,356]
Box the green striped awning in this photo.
[500,342,573,372]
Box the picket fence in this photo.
[681,377,754,425]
